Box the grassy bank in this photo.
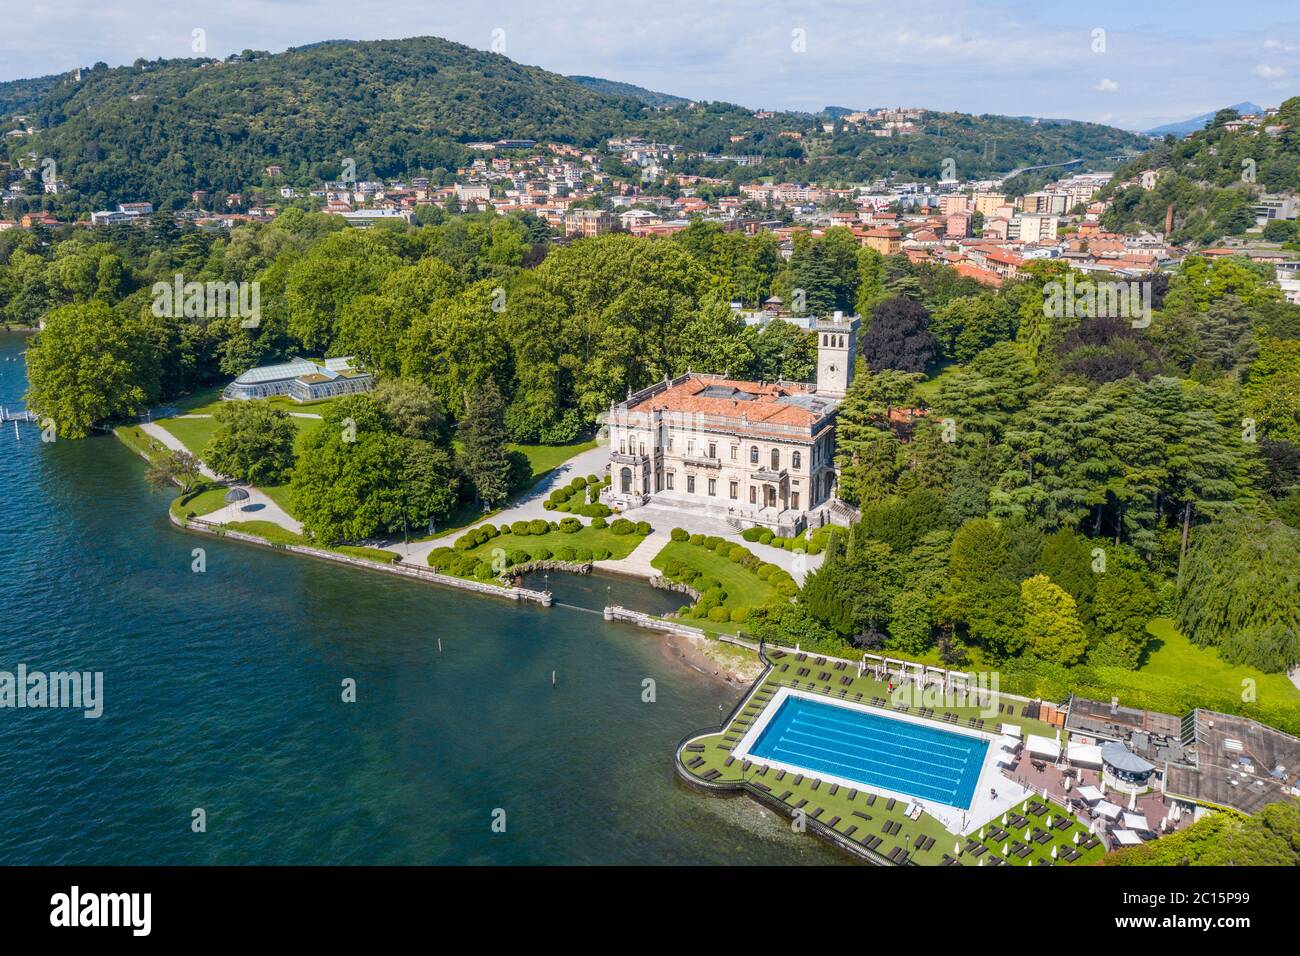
[221,520,398,564]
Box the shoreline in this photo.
[659,631,763,687]
[117,424,760,687]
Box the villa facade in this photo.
[222,356,373,402]
[602,313,859,535]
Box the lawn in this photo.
[113,425,169,464]
[157,416,222,457]
[169,485,228,520]
[678,661,1100,866]
[914,362,962,403]
[512,438,598,480]
[158,413,323,460]
[430,521,652,575]
[651,539,783,610]
[221,520,397,563]
[1100,618,1300,706]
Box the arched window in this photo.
[620,467,632,493]
[792,451,801,470]
[750,446,759,464]
[771,448,780,470]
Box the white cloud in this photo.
[1094,78,1120,92]
[1253,63,1286,79]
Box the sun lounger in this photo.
[852,810,873,821]
[885,798,897,811]
[752,782,771,792]
[843,825,857,838]
[702,769,721,780]
[687,756,704,768]
[685,744,704,752]
[724,756,735,767]
[777,790,792,801]
[809,807,823,819]
[793,799,807,809]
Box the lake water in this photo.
[0,331,841,865]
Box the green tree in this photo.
[1020,574,1089,665]
[458,378,516,507]
[145,449,203,495]
[203,400,297,484]
[1177,514,1300,672]
[24,301,158,439]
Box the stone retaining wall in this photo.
[180,515,552,605]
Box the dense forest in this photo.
[2,35,1150,215]
[8,209,1300,727]
[0,72,60,115]
[1101,97,1300,244]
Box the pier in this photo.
[1,407,37,424]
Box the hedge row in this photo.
[738,524,832,554]
[542,473,612,515]
[661,530,799,623]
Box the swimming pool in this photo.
[748,695,989,809]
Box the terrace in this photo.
[677,649,1107,866]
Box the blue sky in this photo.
[2,0,1297,130]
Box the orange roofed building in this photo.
[602,314,859,534]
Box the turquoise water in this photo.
[0,332,843,865]
[749,696,988,809]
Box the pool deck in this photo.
[676,648,1109,866]
[733,686,1034,836]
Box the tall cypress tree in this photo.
[459,379,513,507]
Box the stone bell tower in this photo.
[815,311,858,400]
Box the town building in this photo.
[602,313,859,534]
[563,208,614,237]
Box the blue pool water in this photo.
[749,695,989,809]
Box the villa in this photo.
[222,356,374,402]
[602,312,860,535]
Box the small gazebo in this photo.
[1101,741,1156,794]
[223,486,250,522]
